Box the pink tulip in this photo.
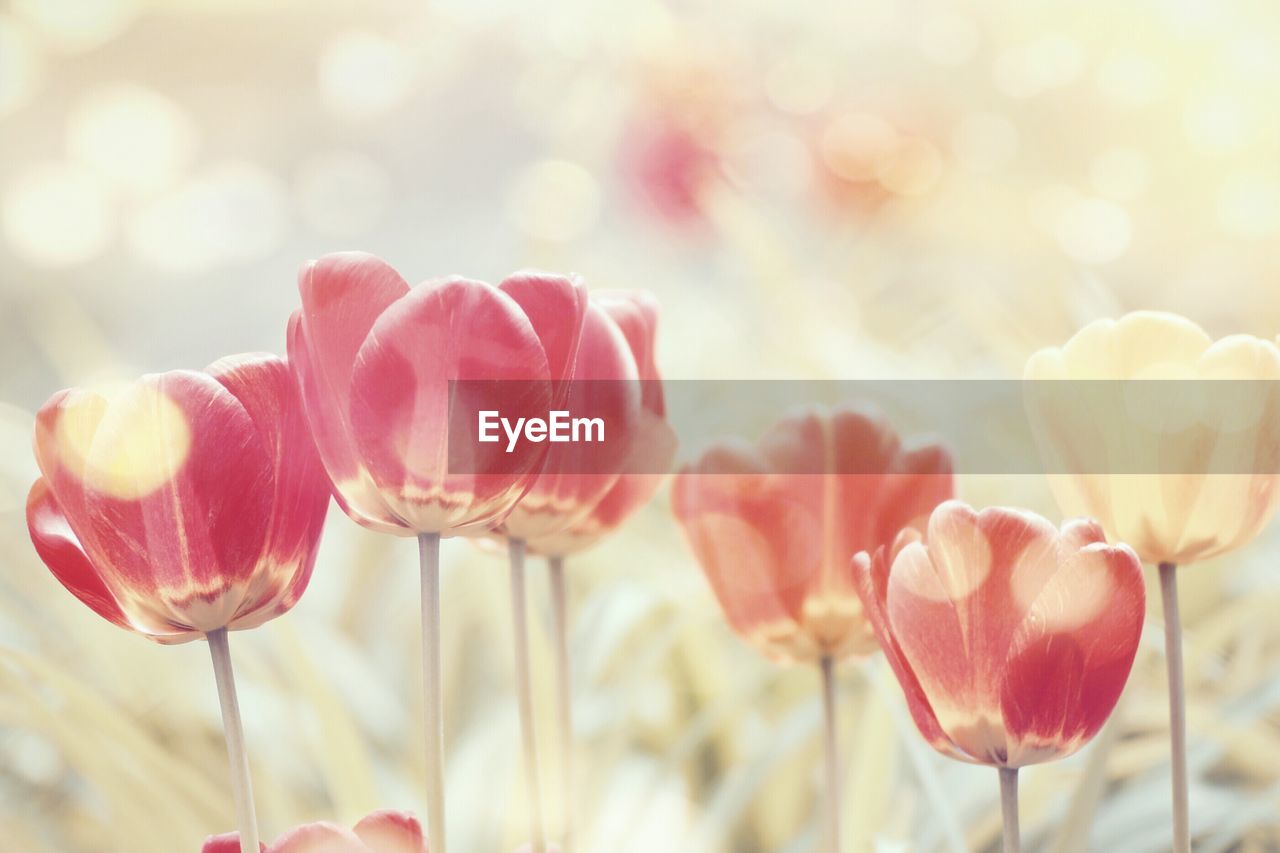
[287,251,589,538]
[527,290,676,555]
[852,500,1145,768]
[27,354,329,642]
[203,810,427,852]
[496,293,645,543]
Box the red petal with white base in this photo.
[290,313,407,534]
[347,277,555,534]
[28,356,329,643]
[289,253,411,534]
[32,371,273,637]
[206,353,331,627]
[527,289,673,555]
[501,302,642,541]
[26,478,133,633]
[866,501,1144,768]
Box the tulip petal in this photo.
[206,353,331,627]
[297,253,411,407]
[528,290,672,554]
[348,277,555,533]
[352,810,428,852]
[497,271,589,388]
[1058,311,1213,379]
[887,502,1060,764]
[531,420,677,556]
[289,312,410,534]
[672,441,816,660]
[272,822,369,853]
[1001,539,1144,765]
[850,544,967,761]
[291,253,413,535]
[202,833,267,853]
[26,478,130,632]
[501,303,641,541]
[593,289,665,414]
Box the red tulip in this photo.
[287,252,589,537]
[672,408,953,664]
[527,290,676,555]
[27,354,329,643]
[203,810,427,852]
[852,500,1145,767]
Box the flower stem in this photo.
[1159,561,1190,852]
[510,538,547,853]
[998,767,1020,853]
[548,555,574,853]
[207,628,260,853]
[820,655,842,853]
[420,532,447,853]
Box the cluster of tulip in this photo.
[26,264,1280,852]
[672,312,1280,852]
[27,252,673,853]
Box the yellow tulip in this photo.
[1024,310,1280,566]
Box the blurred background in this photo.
[3,0,1280,850]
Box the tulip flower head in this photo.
[527,290,676,556]
[288,252,590,538]
[495,293,646,544]
[27,354,330,643]
[673,407,953,664]
[853,501,1145,767]
[203,810,427,852]
[1025,311,1280,565]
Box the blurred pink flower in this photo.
[202,810,426,853]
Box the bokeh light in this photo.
[1053,195,1133,265]
[1216,172,1280,240]
[507,159,601,242]
[0,15,44,118]
[11,0,139,52]
[67,84,197,194]
[950,112,1020,173]
[128,162,288,274]
[2,162,113,268]
[318,31,417,120]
